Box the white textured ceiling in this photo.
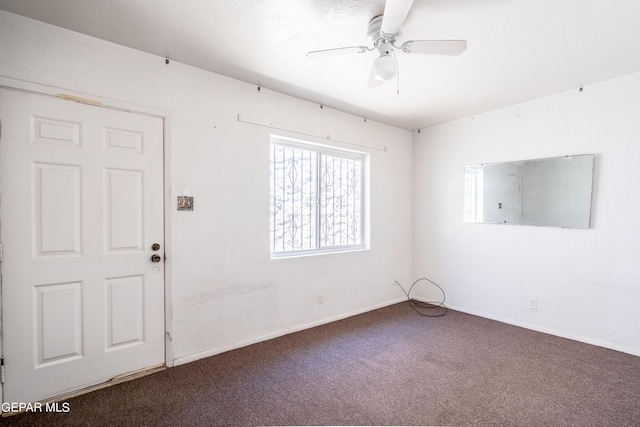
[2,0,640,130]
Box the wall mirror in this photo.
[463,154,594,228]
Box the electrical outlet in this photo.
[527,298,537,310]
[317,293,324,305]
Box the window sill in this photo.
[270,245,368,260]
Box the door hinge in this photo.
[0,242,3,262]
[1,357,5,384]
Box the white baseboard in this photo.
[176,297,639,367]
[173,297,408,366]
[440,302,640,357]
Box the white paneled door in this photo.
[502,173,523,224]
[0,89,165,403]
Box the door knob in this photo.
[151,243,161,251]
[151,254,162,263]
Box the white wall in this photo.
[413,72,640,355]
[0,11,413,364]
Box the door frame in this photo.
[0,77,175,402]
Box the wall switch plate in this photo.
[177,196,194,211]
[527,298,537,310]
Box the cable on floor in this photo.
[395,277,448,317]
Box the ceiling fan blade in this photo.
[306,46,370,59]
[400,40,467,56]
[380,0,415,36]
[367,66,384,88]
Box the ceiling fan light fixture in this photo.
[372,54,397,81]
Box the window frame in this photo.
[269,135,368,259]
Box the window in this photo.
[463,167,484,223]
[270,136,366,257]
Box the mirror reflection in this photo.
[464,154,594,228]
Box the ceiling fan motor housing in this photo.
[368,15,390,44]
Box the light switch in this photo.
[177,196,194,211]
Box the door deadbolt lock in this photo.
[151,254,162,263]
[151,243,161,251]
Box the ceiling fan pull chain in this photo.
[395,51,400,94]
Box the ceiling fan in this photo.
[306,0,467,89]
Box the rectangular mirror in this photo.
[464,154,594,228]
